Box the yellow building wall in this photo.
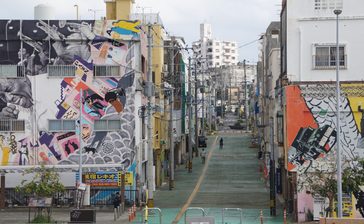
[106,0,132,20]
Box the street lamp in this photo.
[74,4,79,20]
[334,8,343,218]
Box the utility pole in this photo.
[194,61,199,158]
[208,82,212,133]
[188,57,193,173]
[169,37,175,190]
[202,66,205,136]
[269,117,276,216]
[78,88,83,186]
[146,24,154,207]
[229,67,232,110]
[244,60,249,131]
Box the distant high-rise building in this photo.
[192,23,238,68]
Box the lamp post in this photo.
[334,8,343,218]
[74,4,79,20]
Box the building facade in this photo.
[0,19,146,205]
[280,0,364,221]
[192,23,238,68]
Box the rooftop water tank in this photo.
[34,4,55,20]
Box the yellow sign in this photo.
[125,171,133,186]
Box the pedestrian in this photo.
[113,192,121,209]
[200,148,207,164]
[219,137,224,150]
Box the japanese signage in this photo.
[125,171,133,186]
[84,171,122,187]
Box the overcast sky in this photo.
[0,0,281,63]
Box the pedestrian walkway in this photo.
[135,133,290,224]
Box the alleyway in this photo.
[144,127,287,223]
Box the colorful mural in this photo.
[285,84,364,219]
[0,19,143,171]
[286,84,364,172]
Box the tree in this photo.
[16,164,65,223]
[299,156,364,218]
[297,155,340,218]
[342,158,364,217]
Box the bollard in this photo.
[117,205,120,218]
[128,208,132,222]
[260,209,263,224]
[283,208,287,224]
[114,208,117,221]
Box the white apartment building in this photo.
[281,0,364,222]
[282,0,364,82]
[193,23,238,68]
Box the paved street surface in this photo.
[0,207,130,223]
[133,114,290,224]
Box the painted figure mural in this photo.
[0,19,142,171]
[285,84,364,218]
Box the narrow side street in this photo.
[144,129,286,223]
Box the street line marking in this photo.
[172,136,218,224]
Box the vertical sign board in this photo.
[124,171,133,186]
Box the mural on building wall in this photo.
[287,84,364,172]
[286,84,364,219]
[0,19,142,171]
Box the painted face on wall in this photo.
[82,124,91,141]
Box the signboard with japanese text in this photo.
[125,171,133,186]
[84,171,122,187]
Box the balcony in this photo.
[0,65,25,78]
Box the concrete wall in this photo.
[286,0,364,81]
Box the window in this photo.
[232,50,235,53]
[94,119,121,131]
[216,49,220,53]
[216,56,220,59]
[94,65,121,77]
[0,120,25,132]
[0,65,24,78]
[208,55,213,59]
[314,45,346,69]
[48,65,76,77]
[215,42,220,46]
[48,120,76,132]
[207,48,213,53]
[232,57,236,60]
[314,0,343,10]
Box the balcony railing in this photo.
[94,65,121,77]
[48,65,76,77]
[0,65,25,78]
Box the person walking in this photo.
[200,148,207,164]
[219,137,224,150]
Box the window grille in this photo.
[313,45,346,69]
[314,0,343,10]
[48,65,76,77]
[94,119,121,131]
[93,65,121,77]
[48,120,76,132]
[0,120,25,132]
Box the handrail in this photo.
[222,208,243,224]
[184,207,206,224]
[142,207,162,224]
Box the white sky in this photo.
[0,0,281,62]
